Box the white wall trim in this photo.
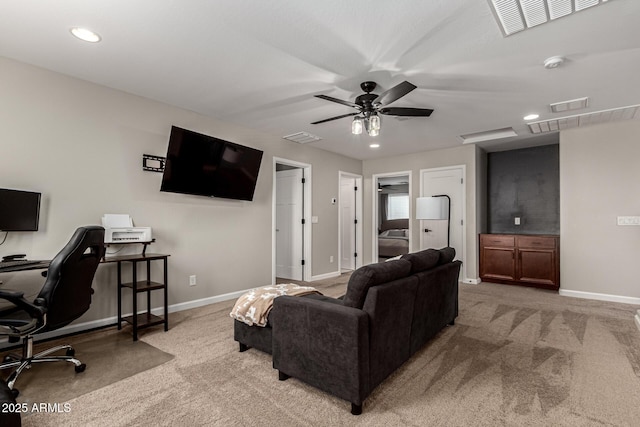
[419,165,469,282]
[309,271,341,282]
[338,171,363,272]
[559,289,640,305]
[462,278,481,285]
[273,157,312,283]
[371,170,413,263]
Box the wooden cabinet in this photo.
[480,234,559,290]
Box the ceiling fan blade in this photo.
[311,112,360,125]
[374,81,417,106]
[314,94,361,109]
[379,107,434,117]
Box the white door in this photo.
[340,178,356,271]
[421,167,464,260]
[276,168,303,280]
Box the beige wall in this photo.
[0,57,361,325]
[560,120,640,301]
[362,144,481,283]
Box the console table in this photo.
[102,253,170,341]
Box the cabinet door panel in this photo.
[518,249,556,286]
[481,247,516,281]
[517,235,556,249]
[481,235,515,247]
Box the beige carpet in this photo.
[0,328,174,406]
[14,278,640,426]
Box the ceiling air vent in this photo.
[488,0,614,37]
[528,104,640,134]
[460,127,518,144]
[550,97,589,113]
[282,132,322,144]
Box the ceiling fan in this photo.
[312,81,434,136]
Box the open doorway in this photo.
[372,172,412,263]
[339,171,363,273]
[273,158,312,282]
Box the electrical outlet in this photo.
[189,275,197,286]
[330,256,334,263]
[514,217,521,225]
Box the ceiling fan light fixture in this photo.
[312,80,433,135]
[369,114,381,131]
[352,117,363,135]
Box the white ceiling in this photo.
[1,0,639,160]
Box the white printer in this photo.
[101,214,152,243]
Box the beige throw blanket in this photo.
[230,283,322,327]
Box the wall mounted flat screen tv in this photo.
[0,188,41,231]
[160,126,264,201]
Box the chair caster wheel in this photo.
[66,348,75,357]
[75,363,86,373]
[3,355,12,363]
[10,388,19,399]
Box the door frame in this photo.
[372,170,412,262]
[273,157,312,283]
[338,171,363,272]
[419,165,467,281]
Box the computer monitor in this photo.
[0,188,41,231]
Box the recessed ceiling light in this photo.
[70,27,101,43]
[369,143,380,148]
[524,114,539,121]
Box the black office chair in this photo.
[0,225,104,392]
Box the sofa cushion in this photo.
[438,247,456,265]
[342,259,412,309]
[401,249,440,274]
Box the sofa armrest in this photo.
[272,295,370,406]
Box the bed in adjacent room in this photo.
[378,218,409,258]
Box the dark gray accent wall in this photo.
[487,144,559,234]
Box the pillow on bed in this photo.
[380,229,406,237]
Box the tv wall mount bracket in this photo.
[142,154,166,172]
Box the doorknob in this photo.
[424,228,432,233]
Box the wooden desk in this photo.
[0,260,50,273]
[102,253,170,341]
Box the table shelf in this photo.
[102,252,170,341]
[122,313,165,329]
[121,280,166,292]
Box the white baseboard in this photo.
[559,289,640,305]
[309,271,341,282]
[0,287,253,350]
[462,278,481,285]
[161,288,248,314]
[635,314,640,332]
